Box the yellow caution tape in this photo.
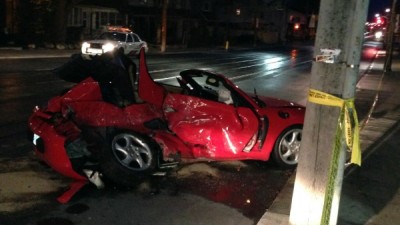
[308,88,361,225]
[308,89,361,166]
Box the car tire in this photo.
[100,130,159,187]
[271,126,302,168]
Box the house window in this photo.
[82,12,87,27]
[236,8,241,16]
[100,12,108,26]
[109,12,117,25]
[75,8,81,25]
[116,14,123,25]
[95,12,100,29]
[68,7,82,26]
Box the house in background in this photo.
[1,0,313,48]
[67,0,218,47]
[67,3,127,42]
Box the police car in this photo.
[81,27,148,56]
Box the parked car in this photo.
[81,27,148,56]
[28,50,305,202]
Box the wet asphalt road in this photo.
[0,44,377,225]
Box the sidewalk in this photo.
[258,53,400,225]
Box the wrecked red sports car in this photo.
[28,50,305,203]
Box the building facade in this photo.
[1,0,311,47]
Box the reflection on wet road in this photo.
[173,161,293,219]
[0,43,380,225]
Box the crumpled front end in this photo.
[28,105,106,203]
[29,106,88,181]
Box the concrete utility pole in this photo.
[289,0,369,224]
[161,0,168,52]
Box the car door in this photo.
[163,73,261,159]
[125,34,135,54]
[128,33,142,54]
[138,50,166,109]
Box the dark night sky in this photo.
[368,0,391,20]
[286,0,391,20]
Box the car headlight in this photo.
[375,31,383,39]
[102,43,115,53]
[81,42,90,54]
[81,42,90,49]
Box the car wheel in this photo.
[100,130,159,187]
[271,126,302,168]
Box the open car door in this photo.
[138,49,166,108]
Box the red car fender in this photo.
[255,107,305,160]
[152,131,192,160]
[30,114,89,204]
[29,114,86,181]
